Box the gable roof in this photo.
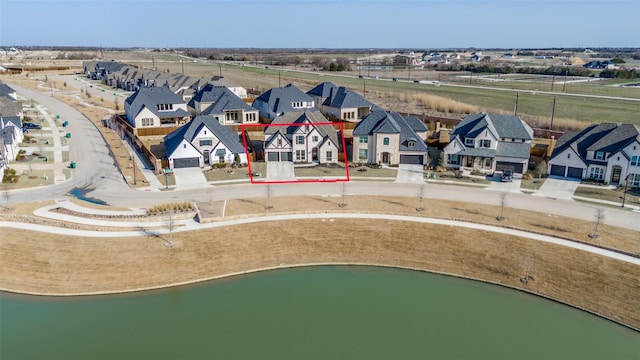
[0,83,16,98]
[0,97,22,118]
[551,123,639,161]
[253,84,314,115]
[189,85,256,115]
[1,115,22,129]
[323,86,373,109]
[164,115,245,157]
[307,82,338,99]
[354,111,428,152]
[125,85,188,123]
[453,113,533,140]
[265,111,340,148]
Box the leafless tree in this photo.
[338,182,347,208]
[416,184,425,212]
[1,185,10,210]
[589,208,605,238]
[164,209,175,247]
[264,184,273,210]
[497,192,508,221]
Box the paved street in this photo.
[4,83,640,231]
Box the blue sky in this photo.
[1,0,638,48]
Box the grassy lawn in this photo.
[203,166,251,182]
[433,171,490,185]
[156,172,177,187]
[521,178,546,191]
[574,186,640,205]
[295,164,350,179]
[349,165,398,178]
[2,169,54,189]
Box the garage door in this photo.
[550,164,565,177]
[496,161,524,174]
[567,167,583,179]
[267,152,280,161]
[400,154,424,164]
[173,157,199,168]
[281,152,292,161]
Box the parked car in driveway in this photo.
[22,122,42,130]
[501,170,513,182]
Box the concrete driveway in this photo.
[172,168,208,190]
[267,161,295,181]
[534,176,580,200]
[395,164,424,184]
[487,173,522,193]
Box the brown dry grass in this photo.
[1,218,638,330]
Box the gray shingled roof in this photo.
[0,83,16,98]
[354,111,428,152]
[1,115,22,128]
[453,113,532,140]
[253,84,314,115]
[265,111,340,149]
[324,87,373,109]
[164,115,245,157]
[496,141,531,159]
[1,127,16,145]
[307,82,338,98]
[551,123,639,162]
[125,86,188,125]
[0,97,23,118]
[190,85,255,115]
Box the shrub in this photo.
[213,162,227,168]
[2,168,18,183]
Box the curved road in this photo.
[5,83,640,231]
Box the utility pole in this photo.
[408,63,411,81]
[549,96,557,131]
[363,79,366,99]
[621,174,630,208]
[551,75,555,91]
[278,71,281,87]
[513,92,519,115]
[181,60,184,75]
[152,55,155,70]
[562,68,568,92]
[219,63,222,77]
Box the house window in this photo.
[408,140,416,148]
[450,154,459,165]
[358,149,368,161]
[383,137,390,146]
[296,135,305,145]
[277,138,282,147]
[484,158,491,167]
[204,130,207,135]
[630,173,640,187]
[481,139,491,148]
[326,151,333,161]
[589,167,604,181]
[199,140,212,146]
[567,153,571,159]
[631,156,640,166]
[595,151,605,160]
[183,144,187,149]
[312,136,318,142]
[359,136,368,144]
[157,103,174,111]
[465,138,474,146]
[295,150,306,161]
[141,118,154,127]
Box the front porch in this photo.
[448,154,494,173]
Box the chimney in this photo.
[435,121,441,133]
[548,136,555,157]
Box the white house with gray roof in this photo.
[307,82,376,121]
[188,84,258,125]
[1,115,23,169]
[443,113,533,173]
[252,84,316,120]
[547,123,640,187]
[124,86,190,131]
[164,115,247,169]
[264,111,340,164]
[352,111,429,165]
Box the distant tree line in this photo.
[599,68,640,79]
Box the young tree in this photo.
[589,208,605,238]
[416,184,425,212]
[1,185,10,210]
[264,184,273,210]
[164,209,175,247]
[497,192,508,221]
[338,183,347,208]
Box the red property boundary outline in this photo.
[240,122,350,184]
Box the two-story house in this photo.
[188,84,259,125]
[124,86,190,134]
[307,82,376,121]
[252,84,316,120]
[547,123,640,186]
[443,113,533,173]
[352,111,429,165]
[1,115,23,169]
[164,115,247,169]
[264,111,340,164]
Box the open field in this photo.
[104,51,640,128]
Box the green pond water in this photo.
[1,266,638,359]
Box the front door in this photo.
[611,166,622,184]
[382,152,390,164]
[312,147,318,161]
[203,150,210,165]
